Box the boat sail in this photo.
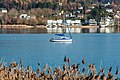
[50,14,73,42]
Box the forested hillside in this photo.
[0,0,119,25]
[0,0,119,10]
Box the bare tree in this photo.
[7,8,18,18]
[37,17,46,25]
[29,17,38,26]
[17,18,26,24]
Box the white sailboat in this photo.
[50,34,73,42]
[50,14,73,42]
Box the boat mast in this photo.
[64,14,72,39]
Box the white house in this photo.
[79,7,83,9]
[52,21,57,25]
[1,9,7,13]
[105,17,114,26]
[26,16,31,20]
[47,19,81,27]
[66,20,81,26]
[47,20,53,28]
[19,14,28,19]
[104,2,111,7]
[75,20,81,25]
[0,8,7,13]
[89,19,97,26]
[114,12,120,27]
[47,20,53,24]
[66,20,71,25]
[57,20,62,26]
[71,21,76,25]
[106,9,113,13]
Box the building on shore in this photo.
[114,11,120,32]
[46,19,82,33]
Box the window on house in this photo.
[22,16,24,18]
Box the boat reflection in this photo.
[51,41,73,44]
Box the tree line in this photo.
[0,0,119,26]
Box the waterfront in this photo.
[0,25,117,33]
[0,34,120,76]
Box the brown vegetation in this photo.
[0,57,119,80]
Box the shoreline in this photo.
[0,25,119,33]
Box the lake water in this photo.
[0,34,120,75]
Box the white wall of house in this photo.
[106,9,113,13]
[100,17,105,28]
[19,14,28,19]
[47,19,81,27]
[89,19,97,26]
[47,20,53,24]
[104,2,111,7]
[105,18,114,26]
[57,20,62,25]
[66,20,71,25]
[47,20,53,28]
[2,10,7,13]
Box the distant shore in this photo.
[0,25,119,33]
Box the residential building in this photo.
[19,14,31,20]
[114,11,120,27]
[47,19,81,27]
[19,14,28,19]
[106,8,113,13]
[105,17,114,26]
[89,19,97,26]
[99,17,106,28]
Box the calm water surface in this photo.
[0,34,120,74]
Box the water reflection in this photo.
[0,34,120,77]
[0,29,47,34]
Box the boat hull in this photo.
[50,39,73,42]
